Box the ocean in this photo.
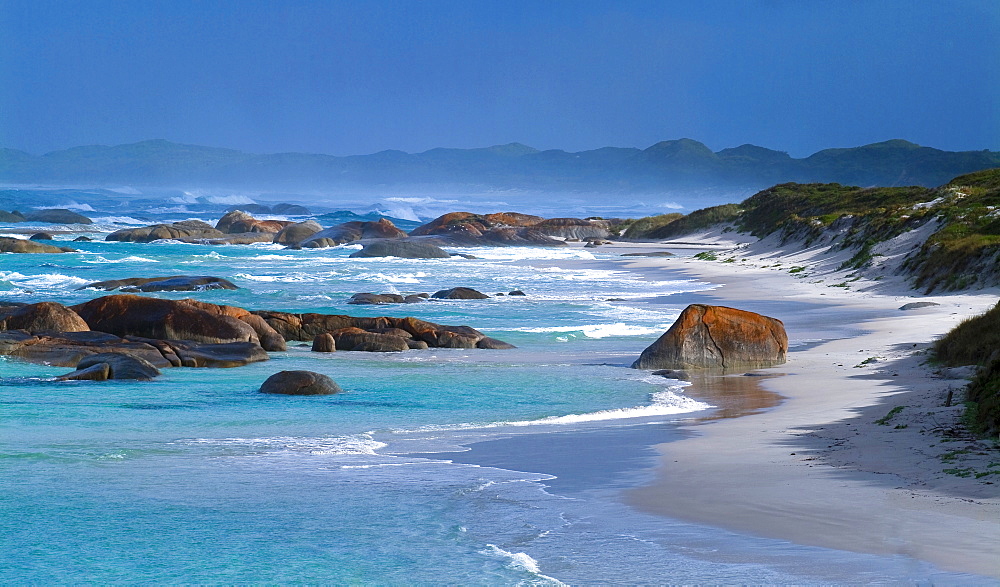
[0,210,979,583]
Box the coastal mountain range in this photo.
[2,138,998,193]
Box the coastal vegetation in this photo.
[622,167,1000,293]
[934,301,1000,437]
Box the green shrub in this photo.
[965,357,1000,437]
[933,301,1000,367]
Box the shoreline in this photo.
[589,239,1000,578]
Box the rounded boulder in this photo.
[259,370,342,395]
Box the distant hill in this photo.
[1,138,997,193]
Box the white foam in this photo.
[35,202,95,212]
[82,255,160,264]
[451,247,597,261]
[0,271,91,290]
[181,434,387,456]
[405,387,709,433]
[90,216,150,225]
[509,323,668,339]
[482,545,565,585]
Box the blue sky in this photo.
[2,0,997,156]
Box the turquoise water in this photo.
[0,215,981,583]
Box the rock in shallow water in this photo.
[77,352,161,380]
[259,370,342,395]
[633,304,787,371]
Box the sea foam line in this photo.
[482,545,566,585]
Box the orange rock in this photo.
[633,304,787,370]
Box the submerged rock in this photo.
[77,352,161,380]
[55,362,111,381]
[80,276,238,292]
[633,304,787,370]
[259,370,342,395]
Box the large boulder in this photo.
[80,276,239,292]
[632,304,787,370]
[408,212,566,246]
[105,220,224,243]
[29,232,53,240]
[124,337,269,368]
[328,327,409,352]
[348,293,406,304]
[23,209,93,224]
[301,218,407,248]
[0,237,75,253]
[77,352,161,380]
[259,370,342,395]
[215,210,289,234]
[432,287,489,300]
[71,295,260,345]
[349,240,451,259]
[1,301,90,333]
[273,220,323,245]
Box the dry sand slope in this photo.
[596,234,1000,578]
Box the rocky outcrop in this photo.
[349,240,452,258]
[259,370,342,395]
[71,295,261,345]
[215,210,290,234]
[0,329,268,370]
[300,218,407,248]
[253,310,514,350]
[632,304,787,370]
[0,237,76,253]
[79,276,238,292]
[0,301,90,332]
[0,330,173,368]
[29,232,53,240]
[432,287,489,300]
[105,220,224,242]
[274,220,323,245]
[409,212,564,246]
[23,209,93,224]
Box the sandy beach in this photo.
[585,236,1000,578]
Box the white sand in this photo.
[593,235,1000,578]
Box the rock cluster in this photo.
[633,304,787,371]
[1,294,515,379]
